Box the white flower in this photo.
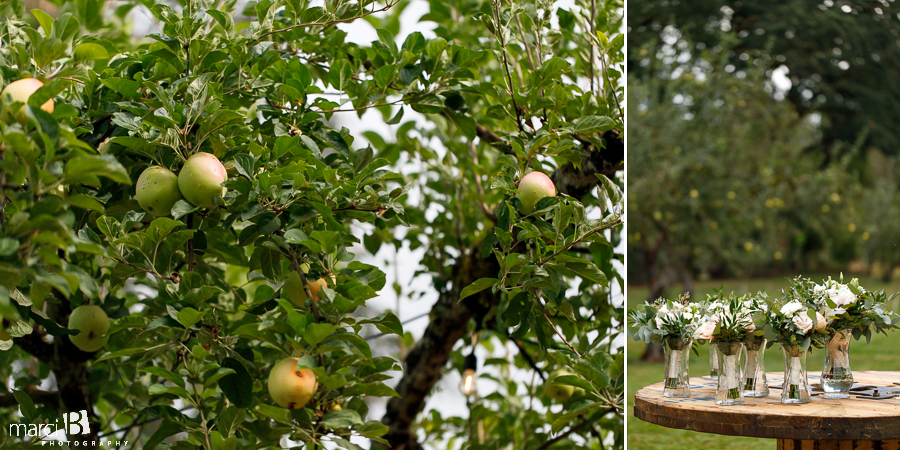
[780,301,805,317]
[745,321,757,332]
[792,313,814,334]
[694,321,716,340]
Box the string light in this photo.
[459,351,478,397]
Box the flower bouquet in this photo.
[628,293,701,397]
[695,292,757,405]
[698,291,728,378]
[812,276,899,398]
[740,292,770,398]
[766,277,828,404]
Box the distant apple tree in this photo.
[0,0,624,449]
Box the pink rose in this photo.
[793,314,814,334]
[744,321,757,332]
[815,312,827,331]
[694,321,716,340]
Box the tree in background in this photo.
[628,0,900,159]
[628,68,861,295]
[0,0,623,448]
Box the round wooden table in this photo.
[634,371,900,450]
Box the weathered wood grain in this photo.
[634,371,900,441]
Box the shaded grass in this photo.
[627,275,900,450]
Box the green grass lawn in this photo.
[626,274,900,450]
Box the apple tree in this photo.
[0,0,624,448]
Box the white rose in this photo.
[814,284,826,292]
[780,301,804,317]
[694,321,716,340]
[792,313,814,334]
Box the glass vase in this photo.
[715,341,745,405]
[709,338,719,377]
[822,329,853,399]
[663,336,693,398]
[781,342,810,404]
[742,335,769,398]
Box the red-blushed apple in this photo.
[543,369,577,402]
[284,271,335,306]
[267,357,318,409]
[178,152,227,209]
[136,166,183,216]
[517,171,556,214]
[1,78,54,125]
[68,305,110,352]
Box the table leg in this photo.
[777,439,900,450]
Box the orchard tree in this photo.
[0,0,624,448]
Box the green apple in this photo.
[284,270,334,306]
[267,357,318,409]
[1,78,54,125]
[68,305,110,352]
[544,369,576,402]
[517,171,556,215]
[136,166,183,216]
[178,152,227,209]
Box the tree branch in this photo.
[532,410,610,450]
[379,131,624,449]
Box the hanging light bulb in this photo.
[459,351,478,397]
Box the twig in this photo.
[249,3,395,43]
[184,358,212,450]
[532,411,608,450]
[489,0,525,133]
[535,290,581,357]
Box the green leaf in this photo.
[358,310,403,336]
[67,194,105,212]
[31,9,54,33]
[572,115,615,134]
[375,65,398,88]
[13,390,36,421]
[460,277,497,301]
[410,94,444,114]
[0,238,18,257]
[65,155,131,186]
[144,420,184,450]
[303,323,335,346]
[320,409,363,429]
[219,357,253,408]
[74,43,108,61]
[177,307,202,328]
[445,111,476,140]
[329,59,353,91]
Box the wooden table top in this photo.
[634,371,900,441]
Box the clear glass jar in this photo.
[822,328,853,399]
[663,336,693,398]
[709,338,719,378]
[781,342,810,404]
[742,335,769,398]
[715,341,745,405]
